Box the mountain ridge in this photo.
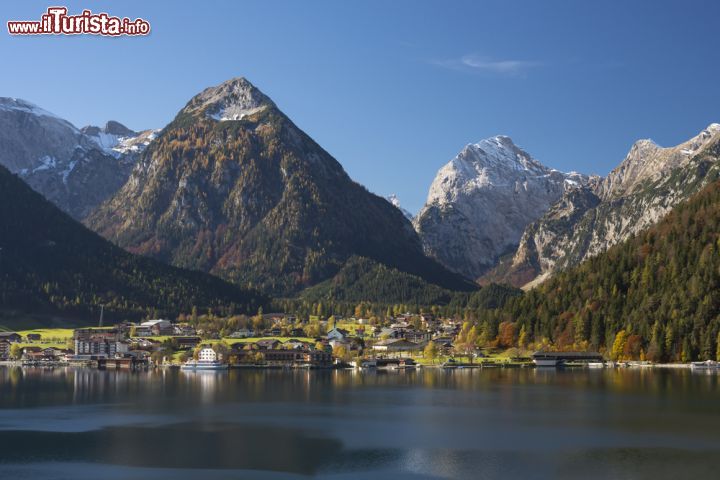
[0,98,155,219]
[489,123,720,288]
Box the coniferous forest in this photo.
[469,179,720,361]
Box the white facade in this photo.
[198,347,218,362]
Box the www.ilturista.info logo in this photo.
[7,7,150,36]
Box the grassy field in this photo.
[335,322,372,338]
[412,349,533,366]
[16,341,69,350]
[16,328,74,340]
[223,336,316,346]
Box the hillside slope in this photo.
[0,166,265,321]
[496,178,720,361]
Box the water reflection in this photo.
[0,367,719,479]
[179,370,227,404]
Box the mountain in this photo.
[0,98,154,219]
[300,256,455,305]
[492,177,720,362]
[0,164,265,321]
[492,124,720,288]
[414,136,587,280]
[87,77,475,296]
[81,121,158,162]
[386,194,413,220]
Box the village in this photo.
[0,312,533,370]
[3,312,716,371]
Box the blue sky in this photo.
[2,0,720,213]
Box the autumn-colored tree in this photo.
[212,341,230,362]
[497,321,517,348]
[611,330,627,361]
[623,334,643,360]
[424,341,438,364]
[9,343,21,360]
[332,344,351,362]
[518,325,528,350]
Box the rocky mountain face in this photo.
[0,97,154,220]
[493,123,720,288]
[87,77,474,295]
[414,136,587,280]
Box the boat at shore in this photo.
[181,347,228,371]
[180,359,229,371]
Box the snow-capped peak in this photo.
[0,97,63,121]
[425,135,579,207]
[386,194,413,220]
[456,135,548,175]
[0,97,79,135]
[415,135,588,280]
[183,77,273,122]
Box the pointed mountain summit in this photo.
[414,136,586,280]
[87,77,474,295]
[182,77,273,121]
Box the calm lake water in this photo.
[0,367,719,479]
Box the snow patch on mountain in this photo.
[84,124,159,157]
[386,194,413,220]
[31,155,57,173]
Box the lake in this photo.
[0,366,719,479]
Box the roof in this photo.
[374,338,419,347]
[532,351,603,360]
[0,332,20,338]
[140,319,171,327]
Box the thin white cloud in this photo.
[432,54,542,76]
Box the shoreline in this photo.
[0,360,704,370]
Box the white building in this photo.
[198,347,218,362]
[229,328,255,338]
